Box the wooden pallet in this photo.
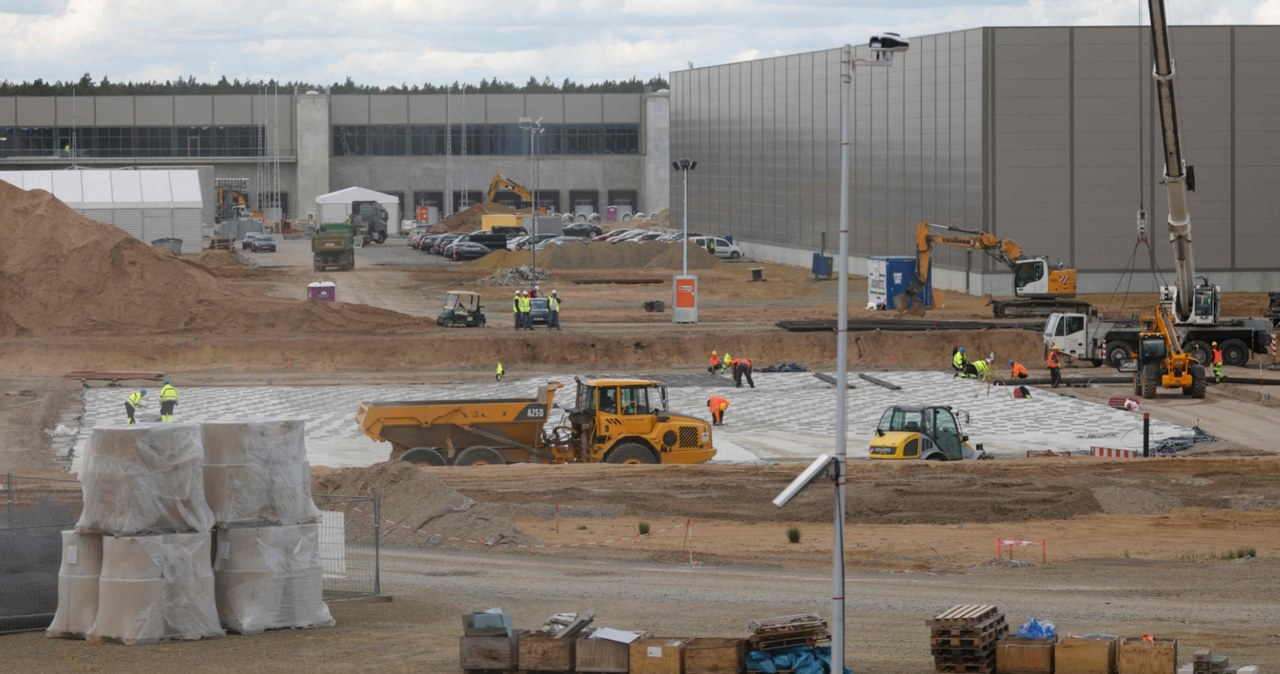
[747,612,826,635]
[748,631,828,652]
[933,661,996,674]
[929,605,1001,627]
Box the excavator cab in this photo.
[1013,258,1077,299]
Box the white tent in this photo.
[0,169,204,254]
[314,186,400,228]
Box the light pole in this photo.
[831,34,908,671]
[519,116,544,281]
[671,157,697,276]
[670,158,698,323]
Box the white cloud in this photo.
[0,0,1274,86]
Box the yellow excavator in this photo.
[486,174,544,213]
[898,221,1090,318]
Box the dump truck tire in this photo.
[604,443,658,465]
[401,447,447,466]
[455,446,505,466]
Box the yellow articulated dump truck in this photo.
[355,377,716,466]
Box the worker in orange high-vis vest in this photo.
[707,395,729,426]
[1009,359,1029,380]
[730,357,755,389]
[1211,341,1224,383]
[1047,345,1062,388]
[708,350,722,374]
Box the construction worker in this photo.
[963,358,991,381]
[158,379,179,423]
[707,395,729,426]
[1211,341,1224,383]
[518,291,533,331]
[125,388,146,425]
[708,350,721,374]
[1047,345,1062,388]
[529,285,540,299]
[952,347,968,377]
[722,351,732,372]
[1009,359,1029,379]
[548,290,561,331]
[730,357,755,389]
[496,362,504,382]
[707,237,716,256]
[512,291,522,330]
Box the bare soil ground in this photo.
[2,214,1279,671]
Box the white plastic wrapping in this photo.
[75,424,215,535]
[202,420,322,526]
[213,523,334,634]
[88,533,224,645]
[45,531,104,639]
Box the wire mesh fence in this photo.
[314,493,381,599]
[0,474,81,634]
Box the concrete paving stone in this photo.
[72,371,1190,469]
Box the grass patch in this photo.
[1222,547,1257,560]
[638,521,650,535]
[576,524,588,531]
[787,526,802,544]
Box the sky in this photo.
[2,0,1279,88]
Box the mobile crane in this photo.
[899,221,1089,318]
[1044,0,1271,386]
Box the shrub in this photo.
[638,521,650,535]
[787,526,802,544]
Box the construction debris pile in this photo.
[475,265,553,287]
[0,182,427,337]
[470,240,720,271]
[47,420,332,644]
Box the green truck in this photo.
[312,223,355,271]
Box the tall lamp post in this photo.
[519,116,545,281]
[670,158,698,323]
[833,34,909,672]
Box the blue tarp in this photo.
[746,646,853,674]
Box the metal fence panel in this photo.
[313,494,381,599]
[0,474,80,634]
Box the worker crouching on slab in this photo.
[707,395,729,426]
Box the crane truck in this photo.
[899,221,1088,318]
[1045,0,1273,386]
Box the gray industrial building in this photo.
[0,90,671,228]
[670,26,1280,294]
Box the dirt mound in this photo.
[467,241,721,272]
[311,461,539,549]
[0,182,429,336]
[186,250,268,278]
[646,208,671,228]
[438,202,515,232]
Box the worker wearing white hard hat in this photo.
[548,289,561,331]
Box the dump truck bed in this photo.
[356,382,563,464]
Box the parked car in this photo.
[534,236,590,251]
[445,240,492,260]
[249,234,277,252]
[431,232,465,255]
[594,229,633,242]
[409,229,434,249]
[690,235,743,260]
[515,233,558,250]
[419,233,445,252]
[626,231,666,243]
[241,232,264,249]
[527,297,551,326]
[562,222,603,238]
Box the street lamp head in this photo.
[672,157,697,171]
[869,32,910,53]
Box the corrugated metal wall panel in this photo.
[143,208,172,243]
[111,209,144,241]
[172,209,203,253]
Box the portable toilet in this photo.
[867,256,930,309]
[307,281,336,302]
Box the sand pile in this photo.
[185,250,268,278]
[646,208,671,228]
[438,202,515,232]
[467,241,720,272]
[0,182,430,336]
[312,462,539,549]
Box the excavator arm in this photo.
[486,174,535,205]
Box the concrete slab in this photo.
[72,372,1190,469]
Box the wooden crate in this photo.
[1055,636,1118,674]
[630,637,690,674]
[575,637,630,673]
[1118,637,1177,674]
[459,631,528,672]
[996,636,1056,674]
[684,637,746,674]
[518,633,576,672]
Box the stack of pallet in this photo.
[746,612,830,652]
[49,424,223,644]
[203,420,333,634]
[928,604,1009,674]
